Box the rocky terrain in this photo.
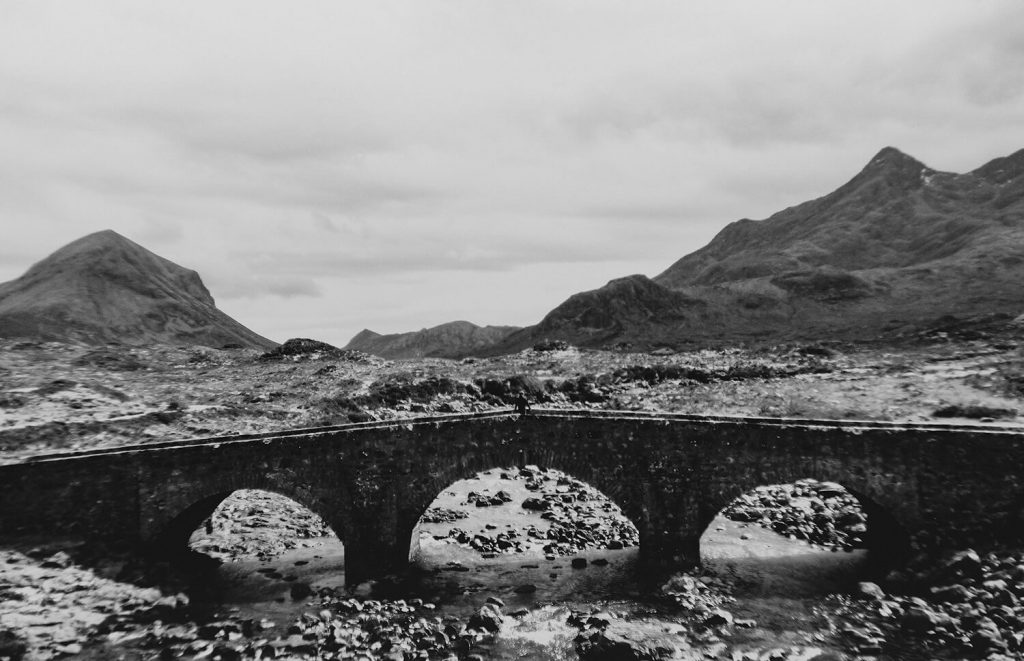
[0,231,275,350]
[189,490,334,562]
[3,332,1024,463]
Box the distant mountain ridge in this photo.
[342,320,519,359]
[484,146,1024,353]
[0,230,276,349]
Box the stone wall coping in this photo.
[7,407,1024,467]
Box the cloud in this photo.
[210,275,323,300]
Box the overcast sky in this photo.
[2,1,1024,346]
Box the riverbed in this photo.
[53,469,883,660]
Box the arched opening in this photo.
[163,489,346,620]
[700,478,910,597]
[408,465,641,605]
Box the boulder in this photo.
[930,584,973,603]
[943,549,984,579]
[902,606,941,633]
[702,609,734,627]
[522,497,550,511]
[575,629,660,661]
[468,603,504,633]
[857,581,886,601]
[0,630,27,661]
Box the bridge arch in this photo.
[407,463,641,563]
[398,447,646,564]
[144,473,353,555]
[698,472,912,567]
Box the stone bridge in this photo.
[2,410,1023,583]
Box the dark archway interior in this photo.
[152,491,233,555]
[845,487,913,575]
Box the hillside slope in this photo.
[343,320,519,359]
[0,230,276,349]
[493,146,1024,352]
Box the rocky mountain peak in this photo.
[0,231,275,349]
[867,145,920,167]
[853,146,931,187]
[348,329,383,343]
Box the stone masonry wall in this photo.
[1,411,1023,582]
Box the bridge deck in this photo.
[14,407,1024,465]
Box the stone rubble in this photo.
[191,490,333,562]
[832,547,1024,660]
[427,466,639,558]
[721,479,867,551]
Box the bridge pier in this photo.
[342,530,411,586]
[637,528,702,580]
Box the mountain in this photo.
[492,146,1024,352]
[493,275,706,351]
[0,230,276,349]
[342,320,520,359]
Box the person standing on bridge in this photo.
[514,392,531,416]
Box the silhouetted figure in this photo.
[514,392,530,416]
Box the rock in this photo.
[575,629,660,661]
[902,606,940,633]
[210,644,243,661]
[930,584,973,603]
[276,634,318,656]
[0,629,27,661]
[971,623,1007,654]
[514,584,537,594]
[571,558,588,569]
[702,609,734,628]
[289,582,313,600]
[468,603,504,633]
[857,581,886,601]
[522,497,550,511]
[40,551,73,569]
[943,549,983,579]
